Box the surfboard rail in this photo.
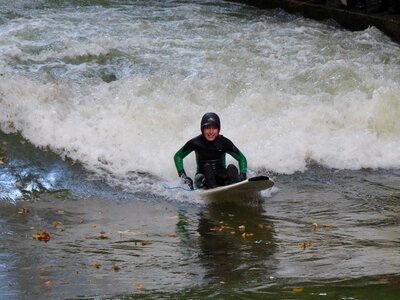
[199,175,274,203]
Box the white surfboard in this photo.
[199,176,274,204]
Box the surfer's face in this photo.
[202,125,219,141]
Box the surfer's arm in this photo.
[228,150,247,176]
[174,145,195,189]
[173,145,193,175]
[222,136,247,176]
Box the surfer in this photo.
[174,112,247,190]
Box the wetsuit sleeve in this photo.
[173,141,194,175]
[223,136,247,174]
[228,149,247,174]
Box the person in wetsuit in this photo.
[174,112,247,190]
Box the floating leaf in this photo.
[258,223,272,230]
[292,287,304,293]
[112,265,121,272]
[52,221,62,228]
[43,280,52,287]
[90,261,101,269]
[241,232,254,238]
[18,207,31,214]
[298,241,313,249]
[90,224,97,229]
[135,283,145,291]
[32,229,50,242]
[210,225,224,232]
[168,232,177,237]
[98,231,108,239]
[51,221,65,232]
[312,222,332,231]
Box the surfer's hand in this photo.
[178,169,194,189]
[239,173,247,181]
[181,175,194,190]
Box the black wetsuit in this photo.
[174,134,247,187]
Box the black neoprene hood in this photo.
[200,112,221,131]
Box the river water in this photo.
[1,0,400,299]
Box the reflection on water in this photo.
[197,203,277,284]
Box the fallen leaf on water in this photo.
[112,265,121,272]
[98,231,108,239]
[90,261,101,269]
[135,283,145,291]
[312,222,333,231]
[292,287,304,293]
[168,232,177,237]
[32,229,50,242]
[43,280,52,287]
[298,241,313,250]
[241,232,254,238]
[258,223,272,230]
[52,221,62,228]
[219,281,225,285]
[90,224,97,229]
[18,207,31,214]
[210,225,224,232]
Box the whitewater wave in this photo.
[1,0,400,192]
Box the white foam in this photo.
[1,1,400,188]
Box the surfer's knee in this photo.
[202,163,218,189]
[227,164,239,184]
